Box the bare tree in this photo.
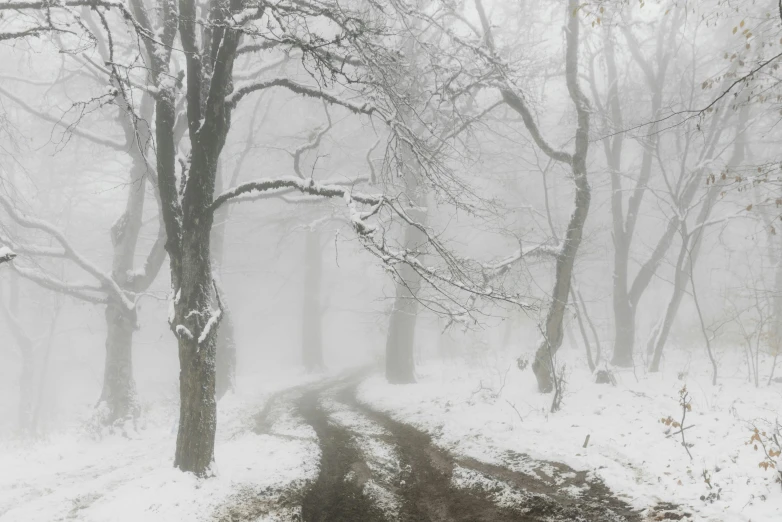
[587,7,684,367]
[470,0,592,392]
[648,104,749,371]
[0,0,533,475]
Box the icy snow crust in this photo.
[359,347,782,522]
[0,370,325,522]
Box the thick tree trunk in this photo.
[97,302,139,423]
[18,346,35,434]
[386,278,419,383]
[611,297,636,367]
[302,228,324,372]
[214,298,236,399]
[211,168,236,399]
[98,95,156,423]
[385,205,426,384]
[173,220,219,477]
[3,271,36,435]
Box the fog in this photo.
[0,0,780,520]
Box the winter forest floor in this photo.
[0,348,780,521]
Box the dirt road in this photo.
[217,372,689,521]
[296,374,640,522]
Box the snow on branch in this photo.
[226,77,377,114]
[0,246,16,264]
[482,241,562,276]
[12,264,107,304]
[0,195,133,309]
[210,176,381,212]
[213,172,536,318]
[0,233,65,259]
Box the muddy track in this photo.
[299,386,389,522]
[297,376,644,522]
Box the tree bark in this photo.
[172,205,220,476]
[528,0,591,392]
[570,286,595,372]
[385,207,426,384]
[97,302,139,423]
[214,292,236,399]
[302,228,324,372]
[648,232,690,372]
[98,91,158,423]
[611,297,636,367]
[2,271,36,435]
[531,171,590,392]
[211,182,236,399]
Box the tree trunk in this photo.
[386,278,420,383]
[302,228,324,372]
[648,239,688,372]
[97,302,139,423]
[650,105,748,371]
[385,209,425,383]
[531,174,591,391]
[2,271,36,435]
[570,286,595,372]
[99,94,156,423]
[211,166,236,399]
[18,346,35,434]
[529,3,591,391]
[611,298,636,367]
[173,218,219,477]
[214,296,236,399]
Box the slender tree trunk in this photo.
[487,0,591,393]
[570,286,595,372]
[649,220,701,372]
[529,0,591,390]
[97,302,139,423]
[650,106,748,371]
[302,228,324,372]
[531,173,591,391]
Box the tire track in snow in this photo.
[298,386,389,522]
[255,371,648,521]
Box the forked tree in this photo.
[468,0,592,392]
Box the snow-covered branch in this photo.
[0,246,16,264]
[0,195,133,309]
[0,234,64,258]
[12,264,107,304]
[482,242,562,276]
[227,77,376,115]
[210,176,381,212]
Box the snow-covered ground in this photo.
[0,369,325,522]
[358,345,782,521]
